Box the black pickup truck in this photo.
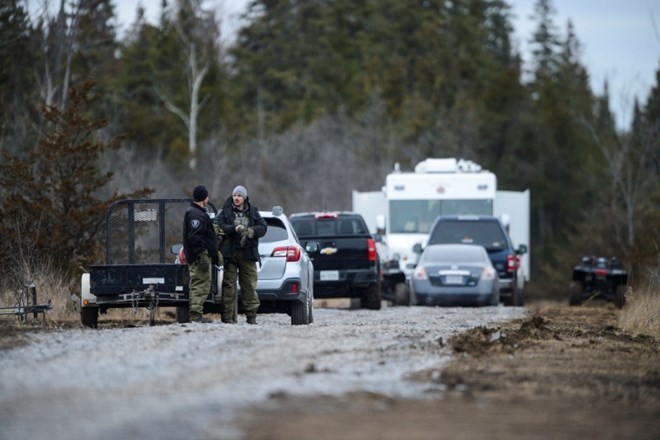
[289,212,382,309]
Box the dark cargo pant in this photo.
[222,249,260,321]
[188,250,211,316]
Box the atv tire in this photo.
[614,284,627,308]
[569,281,583,306]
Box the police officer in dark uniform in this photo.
[215,185,267,324]
[182,185,218,323]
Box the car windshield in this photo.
[424,245,485,264]
[429,220,508,250]
[261,218,289,243]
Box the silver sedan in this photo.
[411,244,500,307]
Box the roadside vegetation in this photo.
[619,266,660,338]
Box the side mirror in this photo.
[412,243,423,254]
[373,233,383,243]
[517,244,528,255]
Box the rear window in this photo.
[261,218,289,243]
[429,220,508,250]
[291,217,367,237]
[424,245,485,264]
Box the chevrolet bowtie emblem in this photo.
[320,247,338,255]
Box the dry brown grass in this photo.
[619,267,660,338]
[0,258,182,327]
[0,259,74,320]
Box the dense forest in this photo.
[0,0,658,295]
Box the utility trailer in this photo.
[80,199,224,327]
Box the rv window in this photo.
[389,200,493,234]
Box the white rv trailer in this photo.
[352,158,530,303]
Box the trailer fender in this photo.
[81,273,97,306]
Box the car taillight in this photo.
[367,238,377,262]
[507,254,516,272]
[413,266,428,280]
[272,246,301,262]
[481,267,497,280]
[291,282,298,293]
[594,268,608,276]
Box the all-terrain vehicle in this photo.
[569,256,628,308]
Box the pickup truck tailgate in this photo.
[314,237,372,270]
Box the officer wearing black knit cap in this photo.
[215,185,267,324]
[182,185,218,323]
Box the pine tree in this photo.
[0,82,152,277]
[0,0,39,154]
[70,0,121,120]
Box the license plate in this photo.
[445,275,463,285]
[320,270,339,281]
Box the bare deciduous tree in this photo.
[156,0,221,169]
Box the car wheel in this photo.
[81,307,99,328]
[518,288,525,307]
[569,281,583,306]
[362,282,382,310]
[394,282,410,306]
[490,288,500,306]
[508,282,523,307]
[176,306,189,323]
[409,287,418,306]
[614,284,627,308]
[291,300,308,325]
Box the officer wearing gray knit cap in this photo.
[214,185,267,324]
[232,185,247,198]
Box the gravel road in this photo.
[0,305,525,440]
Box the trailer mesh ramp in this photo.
[104,199,191,264]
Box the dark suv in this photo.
[289,212,382,309]
[425,215,528,306]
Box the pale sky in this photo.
[112,0,659,129]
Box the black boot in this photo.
[190,314,213,324]
[246,315,257,325]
